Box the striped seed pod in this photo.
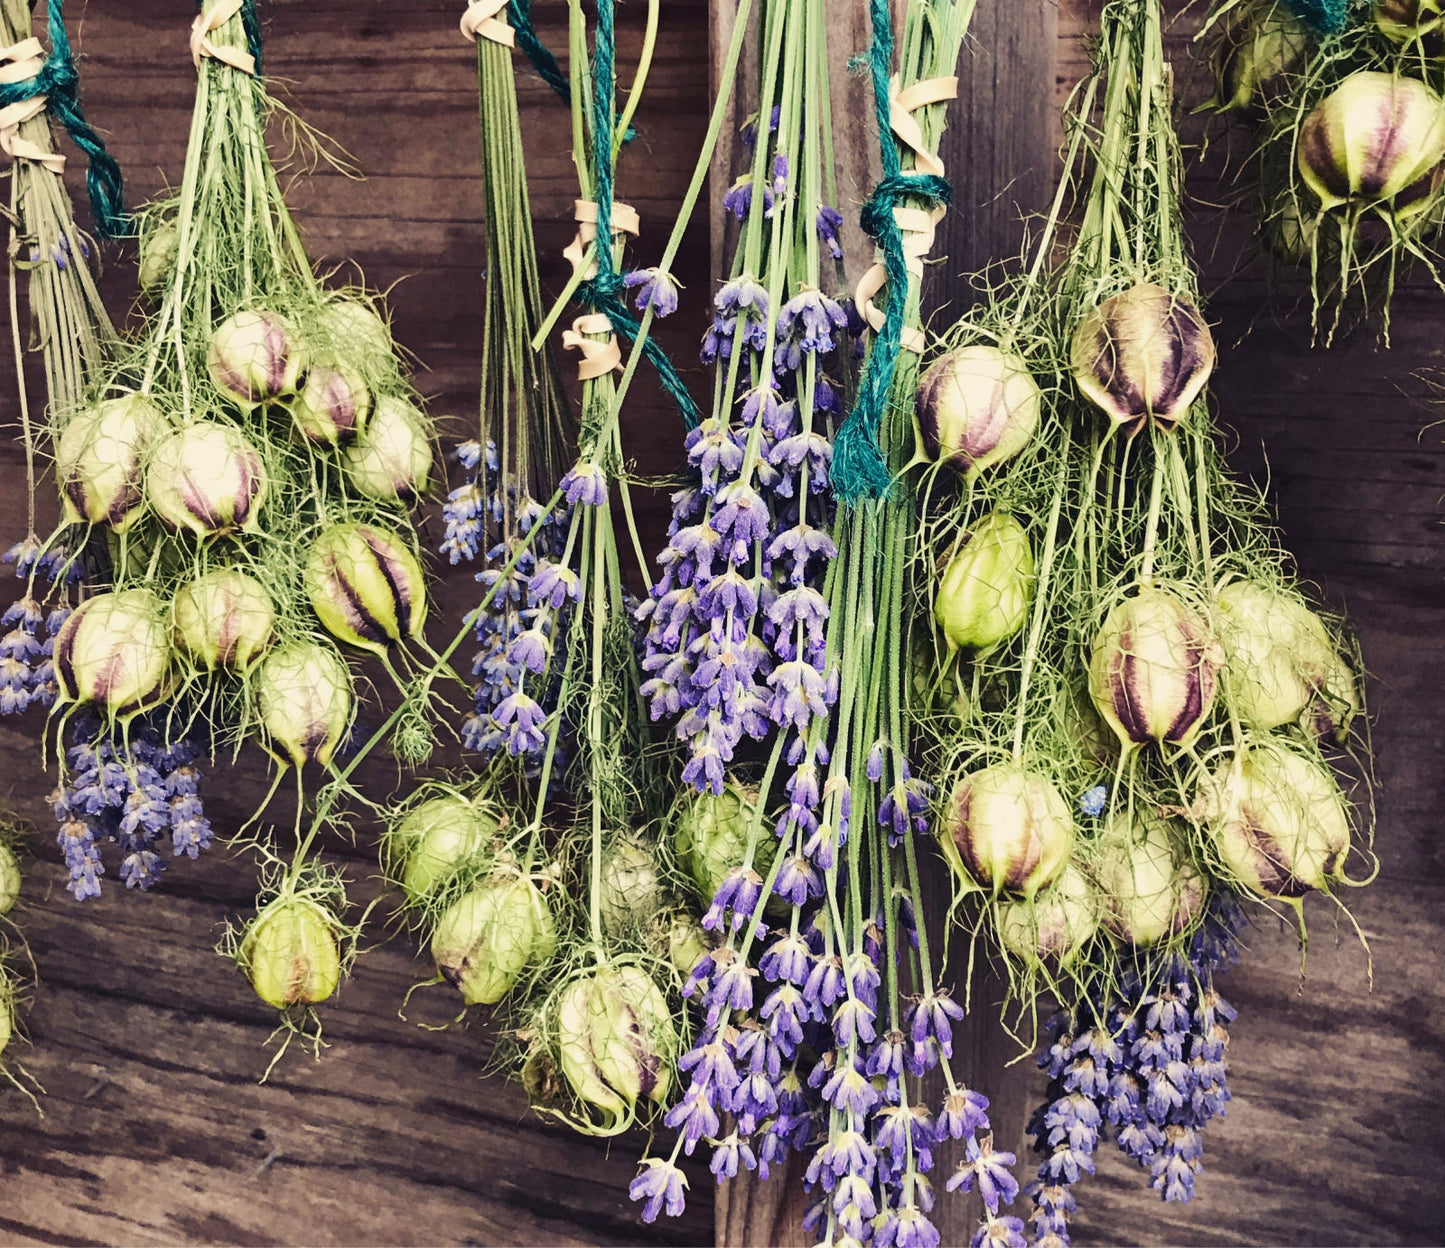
[1088,586,1224,749]
[1298,72,1445,217]
[995,862,1099,967]
[316,295,393,361]
[339,395,433,503]
[1094,809,1206,946]
[1204,0,1311,113]
[53,589,171,714]
[241,895,342,1010]
[146,421,266,537]
[208,309,306,406]
[254,640,353,767]
[304,523,428,656]
[55,393,162,532]
[1201,742,1351,898]
[431,874,556,1006]
[1215,580,1336,730]
[934,513,1036,652]
[914,344,1041,473]
[1375,0,1445,51]
[289,357,373,445]
[172,568,276,670]
[391,794,498,902]
[944,762,1074,899]
[1070,283,1215,434]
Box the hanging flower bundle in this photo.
[913,0,1376,1238]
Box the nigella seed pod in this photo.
[1204,0,1311,113]
[943,762,1074,899]
[674,780,773,904]
[1088,586,1224,749]
[1298,72,1445,216]
[1201,742,1351,898]
[146,420,267,537]
[599,837,667,937]
[1376,0,1445,51]
[431,874,555,1006]
[240,895,342,1010]
[1094,810,1205,946]
[554,963,677,1129]
[339,396,434,503]
[1070,283,1215,434]
[172,568,276,670]
[54,589,171,713]
[255,641,353,767]
[55,392,162,531]
[934,513,1036,652]
[0,980,12,1058]
[1215,580,1337,730]
[137,219,178,300]
[303,523,428,657]
[661,910,713,978]
[208,309,306,406]
[914,344,1041,473]
[392,795,498,902]
[1303,648,1361,745]
[289,358,373,445]
[316,295,393,361]
[995,862,1099,967]
[0,843,20,916]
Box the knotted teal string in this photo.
[1280,0,1347,33]
[831,0,953,503]
[574,0,698,428]
[0,0,126,236]
[506,0,569,103]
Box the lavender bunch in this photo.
[1025,898,1242,1246]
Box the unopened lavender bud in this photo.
[172,568,275,670]
[995,862,1098,966]
[146,420,266,536]
[339,395,433,503]
[599,836,667,937]
[1088,586,1224,749]
[304,523,427,657]
[0,843,20,916]
[55,393,162,532]
[1202,742,1351,897]
[241,895,342,1009]
[914,344,1040,473]
[1095,810,1205,946]
[290,358,373,444]
[255,641,353,767]
[1205,0,1311,113]
[934,513,1035,652]
[944,762,1073,898]
[1216,580,1336,730]
[54,589,170,713]
[1071,283,1215,434]
[674,780,772,903]
[1298,72,1445,216]
[432,875,555,1005]
[394,795,498,901]
[208,309,306,406]
[555,963,676,1126]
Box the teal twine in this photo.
[0,0,126,236]
[1280,0,1348,33]
[574,0,697,427]
[830,0,953,503]
[506,0,569,103]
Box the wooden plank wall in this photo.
[0,1,1442,1246]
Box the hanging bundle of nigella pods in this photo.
[915,0,1376,1237]
[16,0,444,1055]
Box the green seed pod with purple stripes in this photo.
[1298,72,1445,217]
[172,568,276,671]
[995,861,1099,967]
[241,895,342,1010]
[431,874,556,1006]
[55,393,162,532]
[1088,586,1224,750]
[934,513,1036,652]
[53,589,171,714]
[339,395,433,503]
[289,357,373,445]
[1070,283,1216,434]
[208,309,306,407]
[1375,0,1445,49]
[303,522,428,657]
[254,640,353,767]
[942,762,1074,899]
[1203,0,1311,114]
[146,420,267,537]
[914,344,1041,473]
[1201,741,1351,898]
[1095,810,1206,946]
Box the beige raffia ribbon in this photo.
[562,198,640,280]
[461,0,515,46]
[852,74,958,354]
[191,0,257,76]
[0,39,65,173]
[562,313,622,381]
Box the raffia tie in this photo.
[852,74,958,354]
[562,312,622,381]
[0,38,64,173]
[191,0,256,76]
[562,198,639,280]
[461,0,515,46]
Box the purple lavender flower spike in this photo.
[629,1158,689,1222]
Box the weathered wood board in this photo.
[0,1,1441,1246]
